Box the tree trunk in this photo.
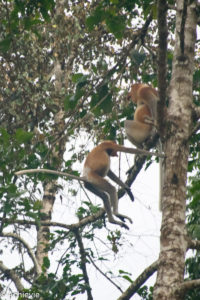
[153,1,197,299]
[36,111,66,272]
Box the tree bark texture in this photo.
[153,1,197,299]
[36,115,66,272]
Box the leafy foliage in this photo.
[137,285,153,300]
[0,0,55,52]
[185,255,200,300]
[86,0,156,38]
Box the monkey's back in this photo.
[84,145,110,178]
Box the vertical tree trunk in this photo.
[36,181,57,270]
[153,1,197,299]
[36,116,66,272]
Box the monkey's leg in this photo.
[84,182,129,229]
[124,120,151,147]
[105,184,132,224]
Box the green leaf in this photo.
[123,275,133,283]
[110,0,119,4]
[106,15,126,39]
[86,15,97,30]
[15,129,33,144]
[33,200,43,211]
[21,198,31,210]
[76,74,89,89]
[64,94,76,111]
[4,201,13,213]
[64,89,84,111]
[0,36,12,52]
[193,70,200,87]
[91,64,98,74]
[130,50,146,66]
[118,269,133,283]
[86,7,104,30]
[43,257,50,269]
[7,183,17,195]
[72,73,85,83]
[0,128,10,145]
[90,85,113,115]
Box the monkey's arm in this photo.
[107,169,134,202]
[144,116,156,125]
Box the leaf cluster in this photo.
[0,0,55,52]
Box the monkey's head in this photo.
[127,83,142,104]
[100,140,118,157]
[109,149,118,157]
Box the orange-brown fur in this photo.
[125,83,158,147]
[83,141,134,229]
[134,104,152,124]
[84,141,117,178]
[128,83,158,105]
[126,84,163,211]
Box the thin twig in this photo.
[73,228,93,300]
[89,256,123,293]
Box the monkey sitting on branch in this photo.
[125,83,158,147]
[15,140,164,229]
[124,83,164,211]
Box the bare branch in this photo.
[1,232,41,276]
[89,256,123,293]
[73,229,93,300]
[117,133,160,207]
[174,279,200,295]
[117,260,158,300]
[116,146,165,158]
[126,133,159,176]
[0,208,105,231]
[0,261,24,292]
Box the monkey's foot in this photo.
[115,214,132,224]
[109,218,130,230]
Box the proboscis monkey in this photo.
[15,141,164,219]
[124,83,164,210]
[82,141,164,228]
[125,83,158,147]
[83,140,134,229]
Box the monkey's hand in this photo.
[144,116,157,128]
[125,188,134,202]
